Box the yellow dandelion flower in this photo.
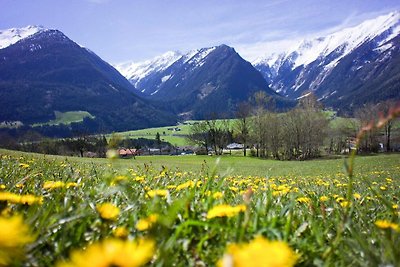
[229,187,239,193]
[212,192,224,199]
[1,207,12,217]
[375,220,399,231]
[380,186,387,191]
[0,215,34,265]
[0,192,43,205]
[335,197,345,203]
[147,189,168,198]
[134,176,145,183]
[135,214,159,231]
[66,182,78,188]
[43,181,65,190]
[0,184,5,190]
[353,193,361,200]
[217,236,298,267]
[176,181,195,191]
[110,175,128,186]
[207,204,246,219]
[296,197,311,204]
[20,195,44,205]
[113,227,129,239]
[57,238,155,267]
[19,163,30,169]
[96,203,120,221]
[392,204,399,210]
[340,201,350,208]
[319,196,329,202]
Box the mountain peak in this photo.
[254,11,400,69]
[0,25,49,49]
[114,50,183,86]
[253,10,400,111]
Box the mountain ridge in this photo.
[0,27,177,134]
[253,11,400,111]
[117,44,291,119]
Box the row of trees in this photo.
[0,131,175,158]
[187,92,398,160]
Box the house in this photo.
[118,148,138,158]
[227,143,244,149]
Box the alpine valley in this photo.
[1,11,399,136]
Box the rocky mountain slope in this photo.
[0,26,176,133]
[253,11,400,113]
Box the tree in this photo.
[155,132,162,154]
[280,93,328,160]
[250,91,268,157]
[355,104,380,153]
[377,100,397,152]
[234,102,252,157]
[187,121,210,154]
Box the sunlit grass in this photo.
[0,150,399,266]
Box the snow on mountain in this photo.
[184,46,217,67]
[114,46,219,89]
[254,11,400,72]
[114,51,182,87]
[0,25,46,49]
[253,11,400,99]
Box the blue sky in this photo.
[1,0,399,63]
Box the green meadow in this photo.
[32,111,95,127]
[0,149,399,266]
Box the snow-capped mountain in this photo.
[0,25,46,49]
[116,44,289,119]
[115,51,183,88]
[253,11,400,111]
[114,47,219,95]
[0,26,176,132]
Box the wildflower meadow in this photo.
[0,150,399,266]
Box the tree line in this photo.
[187,92,398,160]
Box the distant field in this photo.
[32,111,95,127]
[109,121,197,146]
[2,148,398,178]
[112,119,237,146]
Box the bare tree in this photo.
[187,121,210,154]
[355,103,380,153]
[377,100,398,152]
[234,102,252,156]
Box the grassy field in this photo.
[0,149,399,266]
[110,119,240,147]
[32,111,95,127]
[110,123,193,146]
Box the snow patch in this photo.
[150,89,160,96]
[161,74,172,83]
[109,84,118,92]
[0,25,45,49]
[296,92,311,100]
[374,43,393,53]
[114,51,182,86]
[186,47,216,68]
